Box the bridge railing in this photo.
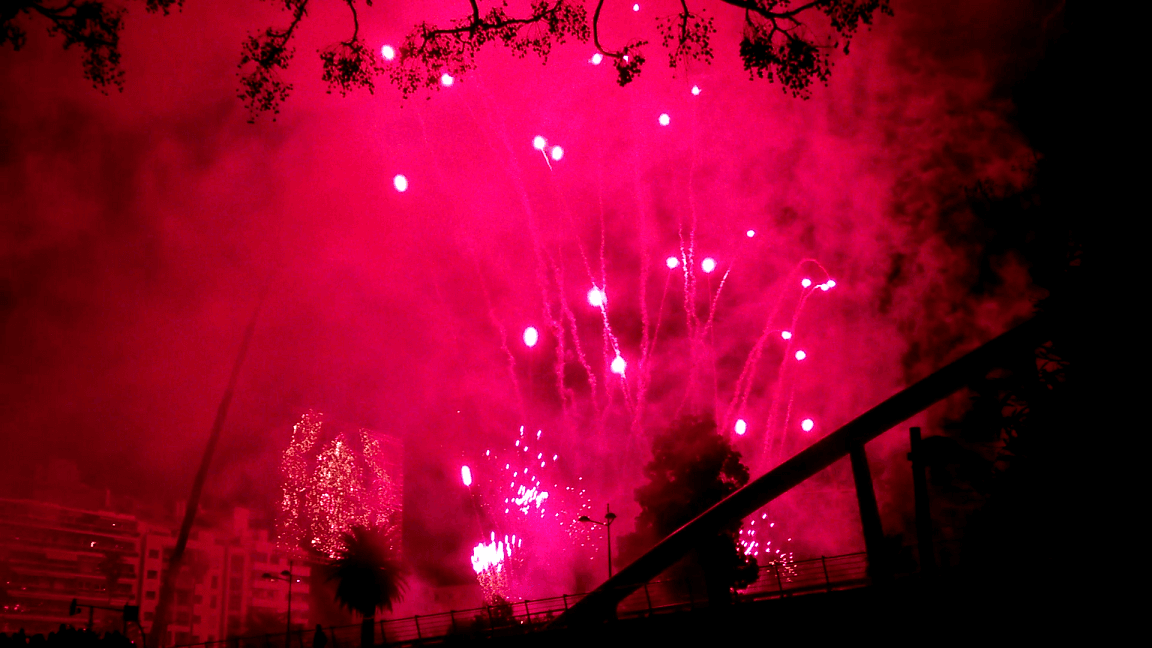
[553,316,1048,627]
[172,551,875,648]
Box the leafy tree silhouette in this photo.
[2,1,891,119]
[326,526,407,648]
[621,415,757,605]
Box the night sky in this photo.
[1,0,1061,600]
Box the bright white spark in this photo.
[461,466,472,487]
[393,175,408,192]
[801,419,815,432]
[746,229,755,237]
[441,73,455,86]
[591,53,603,65]
[381,45,396,61]
[533,135,547,150]
[610,355,626,375]
[523,327,539,348]
[588,287,605,307]
[795,350,807,361]
[551,145,564,161]
[701,257,716,273]
[658,113,671,126]
[734,419,747,436]
[691,85,701,95]
[781,331,792,340]
[801,278,812,288]
[666,256,680,269]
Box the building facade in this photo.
[0,498,141,636]
[137,509,311,646]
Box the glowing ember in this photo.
[666,256,680,269]
[701,257,716,273]
[795,350,807,361]
[523,326,539,347]
[551,145,564,161]
[801,278,812,288]
[380,45,396,61]
[440,73,454,86]
[691,85,701,95]
[801,418,815,432]
[461,465,472,487]
[633,3,639,10]
[533,135,547,150]
[781,331,792,340]
[746,229,755,237]
[610,355,626,374]
[587,287,605,307]
[734,419,747,435]
[591,53,603,65]
[658,113,670,126]
[826,279,837,288]
[393,175,408,192]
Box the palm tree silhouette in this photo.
[327,526,407,648]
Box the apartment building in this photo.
[137,509,310,646]
[0,498,141,636]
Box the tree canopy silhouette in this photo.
[2,0,891,119]
[622,415,757,603]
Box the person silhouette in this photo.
[311,625,327,648]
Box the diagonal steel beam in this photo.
[552,315,1049,627]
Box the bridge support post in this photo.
[908,427,936,574]
[849,443,889,583]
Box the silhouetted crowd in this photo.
[1,626,136,648]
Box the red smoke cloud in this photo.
[0,0,1059,595]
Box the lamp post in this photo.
[262,560,295,640]
[578,504,617,579]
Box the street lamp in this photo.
[262,561,296,639]
[578,504,618,579]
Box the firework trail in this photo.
[421,77,841,589]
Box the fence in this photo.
[174,551,872,648]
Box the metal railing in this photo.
[172,551,871,648]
